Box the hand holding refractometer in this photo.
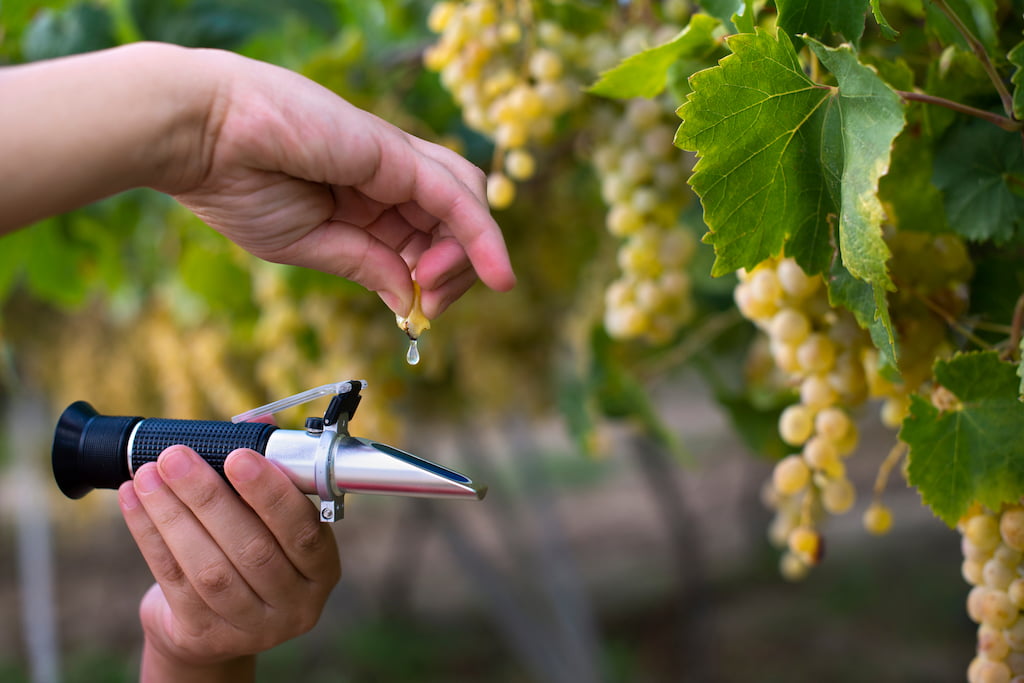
[51,380,485,522]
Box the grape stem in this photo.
[873,441,908,499]
[895,91,1023,132]
[799,479,817,528]
[930,0,1014,120]
[901,283,996,352]
[638,308,744,382]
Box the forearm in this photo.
[0,42,221,232]
[141,640,255,683]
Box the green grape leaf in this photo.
[870,0,900,39]
[1010,39,1024,121]
[677,32,902,348]
[675,29,836,277]
[698,0,753,31]
[933,119,1024,244]
[587,14,719,99]
[775,0,870,45]
[922,47,991,139]
[827,260,898,374]
[904,351,1024,527]
[924,0,998,55]
[878,128,949,234]
[806,39,902,322]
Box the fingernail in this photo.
[134,465,163,494]
[160,447,193,480]
[119,482,139,510]
[227,450,262,483]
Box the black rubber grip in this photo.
[131,419,278,479]
[52,401,142,499]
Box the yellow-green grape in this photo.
[863,501,894,535]
[796,333,836,374]
[772,454,810,496]
[880,394,910,428]
[770,308,811,345]
[607,204,645,238]
[967,512,1004,553]
[428,1,458,33]
[1001,506,1024,551]
[969,657,1012,683]
[505,148,536,181]
[821,478,856,514]
[787,525,823,566]
[803,436,840,474]
[487,172,515,209]
[814,407,852,442]
[779,551,810,582]
[779,404,814,446]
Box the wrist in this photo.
[0,41,226,230]
[141,637,256,683]
[126,42,229,196]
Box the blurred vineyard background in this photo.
[0,1,976,681]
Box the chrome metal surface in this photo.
[264,429,485,500]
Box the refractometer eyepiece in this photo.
[52,401,140,499]
[50,382,486,521]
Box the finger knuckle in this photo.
[153,504,190,531]
[188,480,222,514]
[237,534,278,572]
[193,563,234,596]
[293,519,326,554]
[153,553,187,585]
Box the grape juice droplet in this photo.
[406,339,420,366]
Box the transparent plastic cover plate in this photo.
[232,381,366,423]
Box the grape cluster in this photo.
[593,95,698,344]
[745,227,974,578]
[424,0,585,209]
[739,256,903,579]
[574,20,697,345]
[961,505,1024,683]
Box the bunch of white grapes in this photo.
[593,95,698,344]
[424,0,585,209]
[738,257,904,580]
[961,504,1024,683]
[573,20,697,345]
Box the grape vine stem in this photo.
[895,91,1023,132]
[873,441,908,500]
[898,279,996,352]
[638,308,744,382]
[931,0,1015,119]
